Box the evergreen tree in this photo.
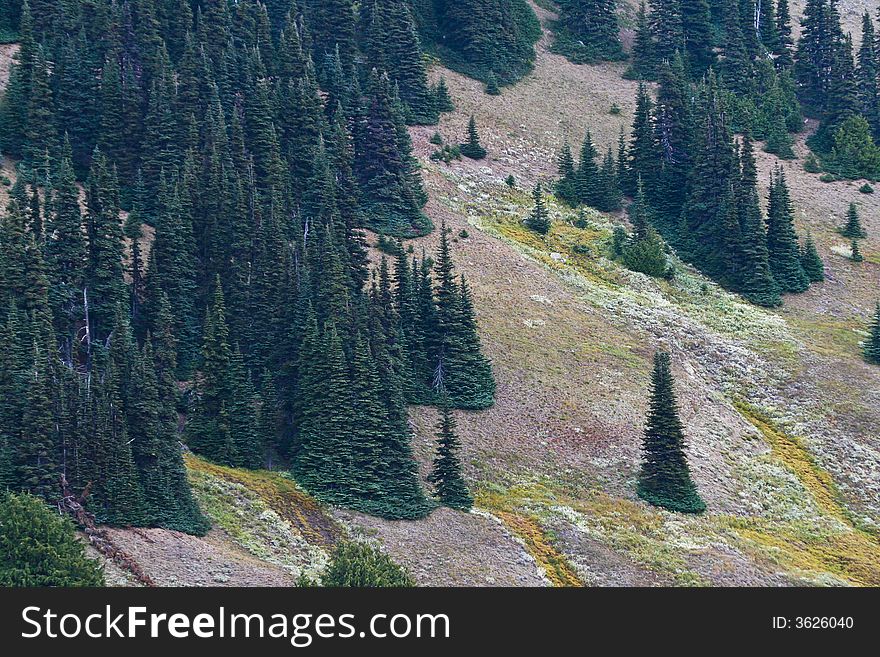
[799,231,825,282]
[317,541,414,587]
[841,202,867,239]
[856,12,880,140]
[355,70,431,236]
[428,394,473,511]
[576,129,601,207]
[637,351,705,514]
[863,303,880,364]
[554,0,624,64]
[850,238,863,262]
[0,492,105,586]
[460,115,487,159]
[434,76,455,112]
[626,1,655,80]
[766,168,809,293]
[525,182,551,234]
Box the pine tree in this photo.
[766,168,809,293]
[850,238,864,262]
[428,394,473,511]
[556,139,578,206]
[628,83,657,198]
[680,0,714,75]
[576,129,601,207]
[774,0,794,69]
[364,0,438,125]
[434,76,455,112]
[799,231,825,282]
[0,492,105,586]
[460,115,487,159]
[355,70,431,236]
[525,183,551,234]
[626,1,655,79]
[863,303,880,364]
[841,202,867,239]
[854,12,880,140]
[637,351,705,514]
[554,0,624,64]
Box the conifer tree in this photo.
[554,0,624,63]
[428,393,473,511]
[850,238,863,262]
[863,303,880,364]
[857,12,880,140]
[774,0,794,68]
[841,202,867,239]
[799,231,825,282]
[525,182,551,235]
[766,168,809,293]
[628,83,657,198]
[576,130,601,207]
[434,77,455,113]
[0,491,105,586]
[637,351,705,514]
[626,2,655,80]
[460,115,487,160]
[556,139,578,206]
[355,70,431,236]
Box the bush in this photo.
[819,173,837,183]
[609,103,622,115]
[458,229,469,239]
[0,492,105,587]
[376,234,403,256]
[430,144,462,164]
[317,542,414,587]
[860,183,874,194]
[505,174,516,187]
[803,153,822,173]
[622,230,670,279]
[429,132,444,146]
[826,115,880,180]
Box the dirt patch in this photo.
[336,507,550,587]
[101,527,299,587]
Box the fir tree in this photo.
[841,202,867,239]
[766,168,809,293]
[460,115,487,159]
[626,1,655,80]
[0,492,105,586]
[863,303,880,364]
[554,0,624,64]
[799,231,825,282]
[525,182,551,235]
[428,394,473,511]
[637,351,705,514]
[774,0,794,69]
[556,139,578,206]
[434,77,455,112]
[576,129,601,207]
[850,238,863,262]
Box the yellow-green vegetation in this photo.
[476,479,707,586]
[786,316,865,359]
[451,178,797,357]
[186,455,338,578]
[723,404,880,586]
[475,481,581,587]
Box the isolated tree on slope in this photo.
[460,115,487,159]
[637,351,705,514]
[525,183,550,235]
[841,202,866,239]
[864,304,880,364]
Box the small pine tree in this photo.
[799,232,825,282]
[460,116,487,159]
[525,183,551,234]
[0,492,105,586]
[435,77,455,112]
[841,202,867,239]
[637,351,705,514]
[851,239,864,262]
[863,303,880,364]
[485,72,500,96]
[428,396,473,511]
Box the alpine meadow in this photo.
[1,0,879,592]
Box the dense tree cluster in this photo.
[554,62,822,306]
[411,0,541,85]
[551,0,624,64]
[0,0,494,526]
